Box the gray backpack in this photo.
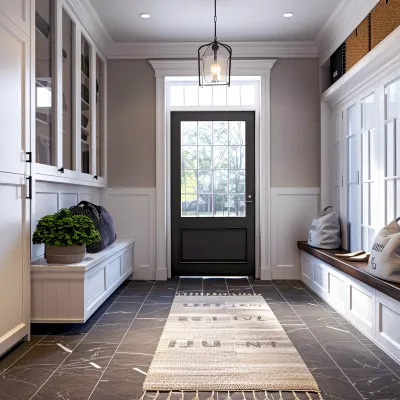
[368,218,400,283]
[308,206,341,250]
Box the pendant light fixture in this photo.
[198,0,232,87]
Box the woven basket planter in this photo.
[45,244,86,264]
[345,16,370,71]
[371,0,400,48]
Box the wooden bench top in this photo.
[298,241,400,302]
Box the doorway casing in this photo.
[149,59,277,280]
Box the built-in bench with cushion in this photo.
[298,241,400,364]
[31,239,134,323]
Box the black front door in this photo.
[171,111,255,276]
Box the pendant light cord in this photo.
[214,0,217,41]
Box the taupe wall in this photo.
[108,60,156,187]
[107,58,320,188]
[270,59,320,187]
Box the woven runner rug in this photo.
[143,295,321,398]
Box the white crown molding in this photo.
[108,41,318,60]
[317,0,379,66]
[322,26,400,110]
[64,0,113,54]
[149,59,277,77]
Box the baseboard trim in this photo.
[156,268,168,281]
[132,265,155,281]
[271,267,301,280]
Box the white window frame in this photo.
[150,59,276,280]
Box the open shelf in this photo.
[81,98,90,110]
[36,117,49,126]
[81,70,89,81]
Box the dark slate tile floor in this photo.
[1,279,400,399]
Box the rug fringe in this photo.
[206,391,215,400]
[141,390,323,400]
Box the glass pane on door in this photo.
[35,0,55,165]
[81,35,91,174]
[180,121,246,217]
[62,9,74,171]
[96,54,104,177]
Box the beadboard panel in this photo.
[270,188,320,279]
[32,181,101,260]
[31,240,134,322]
[301,251,400,364]
[104,188,156,280]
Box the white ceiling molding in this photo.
[149,59,277,77]
[317,0,379,66]
[108,41,318,60]
[64,0,113,54]
[322,26,400,110]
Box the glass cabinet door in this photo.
[96,54,105,178]
[62,9,74,171]
[35,0,106,184]
[81,35,91,175]
[35,0,55,166]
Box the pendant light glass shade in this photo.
[198,0,232,87]
[198,42,232,86]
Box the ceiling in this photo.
[90,0,342,43]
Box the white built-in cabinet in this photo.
[322,26,400,252]
[0,0,31,356]
[34,0,107,187]
[0,0,108,356]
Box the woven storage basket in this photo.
[345,16,370,71]
[371,0,400,48]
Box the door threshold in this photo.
[178,276,250,279]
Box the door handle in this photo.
[26,176,32,200]
[246,194,253,204]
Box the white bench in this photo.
[31,239,134,323]
[299,247,400,364]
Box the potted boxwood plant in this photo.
[33,208,101,264]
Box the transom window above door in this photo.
[181,120,246,217]
[168,81,257,108]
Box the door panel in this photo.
[0,19,27,175]
[0,0,30,37]
[0,7,30,356]
[0,173,28,356]
[171,111,255,276]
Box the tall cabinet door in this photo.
[0,173,29,356]
[0,15,29,175]
[0,6,30,355]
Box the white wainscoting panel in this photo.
[270,188,320,279]
[33,181,100,260]
[104,188,156,280]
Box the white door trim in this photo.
[150,59,276,280]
